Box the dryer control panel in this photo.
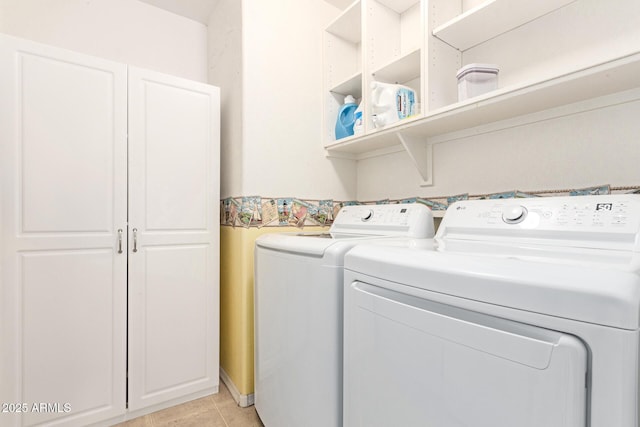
[438,195,640,251]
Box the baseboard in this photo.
[220,367,255,408]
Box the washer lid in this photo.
[345,244,640,329]
[255,232,374,257]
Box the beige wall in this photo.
[357,90,640,200]
[0,0,208,82]
[208,0,244,198]
[212,0,357,200]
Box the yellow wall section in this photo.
[219,225,327,395]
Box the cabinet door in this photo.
[127,67,220,411]
[0,35,128,426]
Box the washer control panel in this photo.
[331,203,435,238]
[438,195,640,250]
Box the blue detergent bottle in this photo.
[335,95,358,140]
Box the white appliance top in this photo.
[330,203,434,238]
[345,195,640,329]
[255,203,434,257]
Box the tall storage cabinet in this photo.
[0,35,220,426]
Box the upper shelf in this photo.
[372,48,421,84]
[326,0,361,44]
[325,51,640,155]
[330,72,362,98]
[433,0,578,51]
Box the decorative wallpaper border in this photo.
[220,184,640,228]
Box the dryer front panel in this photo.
[343,281,588,427]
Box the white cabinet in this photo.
[324,0,640,186]
[127,67,220,412]
[0,34,220,426]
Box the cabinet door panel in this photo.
[127,67,220,411]
[21,250,118,426]
[143,82,210,231]
[0,35,128,427]
[19,53,115,233]
[136,245,211,394]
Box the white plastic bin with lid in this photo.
[456,63,499,101]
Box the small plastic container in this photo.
[456,63,499,101]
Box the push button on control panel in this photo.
[502,205,527,224]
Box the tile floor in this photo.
[114,381,264,427]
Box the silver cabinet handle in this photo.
[117,229,123,254]
[132,228,138,253]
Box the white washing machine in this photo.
[254,203,434,427]
[343,195,640,427]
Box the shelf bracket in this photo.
[397,132,433,187]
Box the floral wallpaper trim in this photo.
[220,184,640,228]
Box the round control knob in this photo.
[502,205,527,224]
[361,209,374,222]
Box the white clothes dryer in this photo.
[254,203,434,427]
[343,195,640,427]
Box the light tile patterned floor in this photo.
[114,381,264,427]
